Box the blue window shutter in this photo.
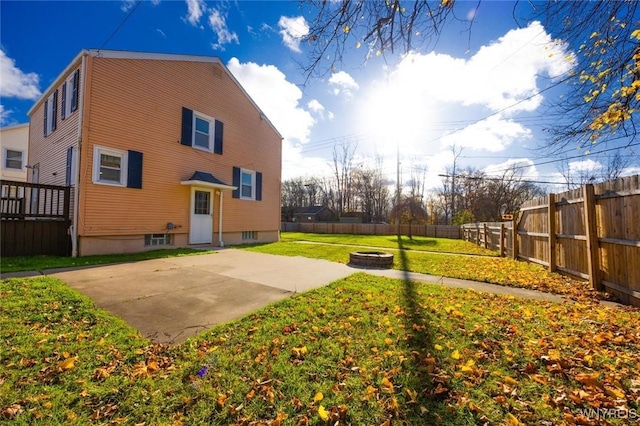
[256,172,262,201]
[214,120,223,154]
[43,99,48,137]
[181,107,193,146]
[65,147,73,186]
[232,166,240,198]
[52,90,58,131]
[127,150,143,189]
[61,83,67,120]
[72,70,80,112]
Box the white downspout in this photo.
[71,54,86,258]
[218,191,224,247]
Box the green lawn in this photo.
[281,232,498,256]
[242,235,606,301]
[0,248,215,274]
[2,275,638,424]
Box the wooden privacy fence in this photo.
[461,222,514,257]
[1,180,72,257]
[282,222,462,239]
[462,175,640,307]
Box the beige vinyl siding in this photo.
[79,56,281,237]
[28,71,82,188]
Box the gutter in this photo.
[71,53,87,257]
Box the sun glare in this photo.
[358,76,441,157]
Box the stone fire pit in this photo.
[349,251,394,268]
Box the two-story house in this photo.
[27,50,282,256]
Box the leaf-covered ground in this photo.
[2,275,638,425]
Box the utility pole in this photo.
[451,172,455,225]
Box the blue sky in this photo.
[2,0,638,190]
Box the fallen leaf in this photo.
[318,405,329,421]
[59,357,77,371]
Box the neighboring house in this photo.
[1,123,29,182]
[293,206,336,223]
[27,49,282,256]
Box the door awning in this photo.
[180,171,237,191]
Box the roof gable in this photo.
[27,49,282,140]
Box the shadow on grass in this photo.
[390,235,438,248]
[395,236,463,423]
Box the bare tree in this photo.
[301,0,464,78]
[281,177,309,221]
[352,158,391,222]
[557,151,636,190]
[331,141,358,215]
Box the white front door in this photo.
[189,188,213,244]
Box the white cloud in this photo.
[441,114,532,152]
[307,99,324,113]
[209,8,239,50]
[482,158,538,180]
[226,58,324,180]
[121,0,136,12]
[378,21,573,115]
[569,158,603,173]
[278,16,309,53]
[185,0,206,26]
[328,71,359,97]
[227,58,315,146]
[0,105,11,126]
[0,49,40,100]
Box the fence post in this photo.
[512,218,519,260]
[483,223,488,249]
[583,184,602,290]
[548,193,556,272]
[476,223,480,246]
[500,223,505,257]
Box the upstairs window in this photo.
[43,90,58,136]
[194,115,211,150]
[62,69,80,120]
[3,149,24,170]
[181,107,223,154]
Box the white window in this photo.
[3,149,23,170]
[92,146,128,186]
[66,147,77,186]
[242,231,257,240]
[145,234,172,246]
[44,91,57,136]
[240,169,255,200]
[193,112,213,151]
[62,70,80,120]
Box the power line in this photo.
[98,1,142,51]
